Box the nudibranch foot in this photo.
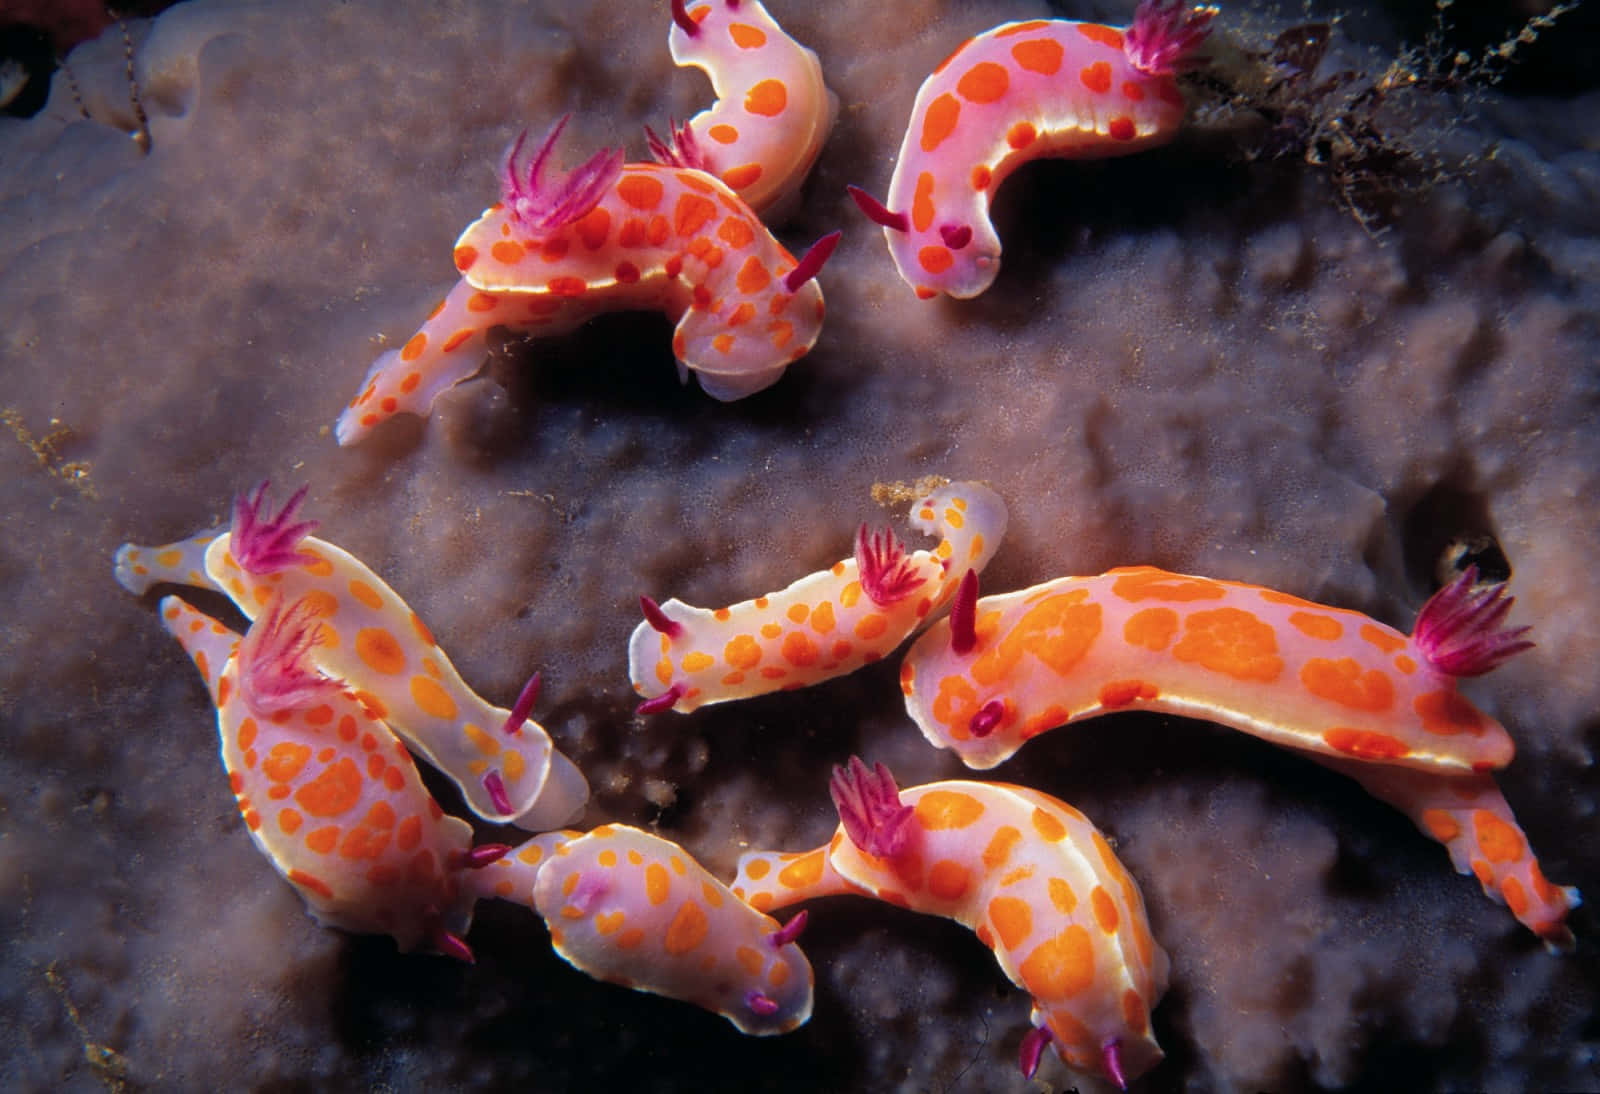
[501,116,625,233]
[1412,565,1535,677]
[628,479,1007,714]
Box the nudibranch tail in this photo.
[231,481,319,575]
[1412,566,1535,677]
[828,756,914,858]
[627,480,1008,714]
[730,846,858,912]
[1123,0,1218,76]
[501,115,625,233]
[114,525,226,596]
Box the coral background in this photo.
[1,0,1595,1089]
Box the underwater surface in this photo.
[1,0,1597,1089]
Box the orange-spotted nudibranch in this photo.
[901,564,1579,945]
[155,592,514,960]
[336,116,839,444]
[628,480,1008,714]
[656,0,838,216]
[114,483,588,831]
[468,823,814,1035]
[849,0,1216,299]
[732,759,1169,1087]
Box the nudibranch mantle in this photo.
[336,120,836,445]
[857,0,1215,299]
[667,0,838,215]
[114,485,588,830]
[471,823,814,1035]
[629,480,1008,714]
[733,760,1168,1085]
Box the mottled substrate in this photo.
[1,0,1595,1090]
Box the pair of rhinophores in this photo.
[335,0,1216,446]
[114,0,1578,1089]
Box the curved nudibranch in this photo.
[470,823,814,1035]
[732,759,1168,1087]
[849,0,1216,299]
[114,483,588,830]
[336,117,839,445]
[155,592,512,961]
[629,480,1008,714]
[660,0,838,214]
[902,564,1578,945]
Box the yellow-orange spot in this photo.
[1414,690,1485,737]
[410,675,458,720]
[735,945,764,977]
[1473,810,1525,863]
[745,858,771,881]
[760,622,783,639]
[1012,37,1064,74]
[355,627,406,675]
[744,79,787,117]
[1122,988,1148,1034]
[1020,925,1095,999]
[1111,567,1225,601]
[681,651,714,673]
[957,61,1009,103]
[920,93,961,153]
[1091,885,1120,933]
[618,174,664,209]
[305,826,339,854]
[462,723,500,759]
[987,895,1033,950]
[1290,611,1344,640]
[1031,807,1067,842]
[646,862,671,905]
[1006,121,1037,150]
[1173,607,1283,681]
[1422,809,1461,842]
[263,741,311,783]
[983,825,1022,871]
[810,601,836,633]
[927,859,973,901]
[701,880,724,908]
[916,789,985,830]
[237,717,259,751]
[854,613,887,640]
[724,633,763,669]
[1301,657,1395,712]
[781,631,818,667]
[1322,727,1409,760]
[1360,623,1407,653]
[778,849,825,889]
[1099,679,1156,708]
[1123,606,1179,650]
[616,927,646,950]
[1048,876,1077,914]
[294,757,363,817]
[664,899,709,955]
[594,910,625,935]
[1076,23,1124,49]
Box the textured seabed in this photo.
[1,0,1597,1090]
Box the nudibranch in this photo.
[849,0,1216,299]
[733,759,1168,1086]
[469,823,814,1035]
[155,592,513,960]
[335,117,839,444]
[659,0,838,215]
[629,479,1008,714]
[901,564,1578,945]
[114,483,588,830]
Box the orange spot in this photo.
[618,174,665,209]
[1099,679,1156,708]
[237,718,258,751]
[618,219,647,248]
[918,246,953,274]
[1300,657,1395,712]
[646,862,671,905]
[911,171,936,232]
[295,757,363,817]
[453,245,478,272]
[547,276,587,297]
[675,192,719,237]
[724,634,763,669]
[665,899,709,955]
[717,217,755,250]
[355,627,406,675]
[1006,121,1037,150]
[983,825,1022,871]
[970,164,992,191]
[1414,690,1486,737]
[915,790,985,830]
[467,292,498,313]
[1020,925,1096,999]
[1076,23,1124,49]
[728,21,766,48]
[1360,623,1407,653]
[1473,810,1526,863]
[1173,607,1283,682]
[1080,61,1112,94]
[987,895,1033,951]
[1289,611,1344,640]
[744,858,771,881]
[781,631,819,667]
[711,332,734,354]
[287,869,334,900]
[410,675,458,720]
[614,261,640,284]
[1122,80,1146,101]
[1422,809,1461,842]
[920,93,961,154]
[810,602,836,633]
[744,79,787,117]
[1031,807,1067,842]
[1502,876,1530,918]
[594,910,625,935]
[491,240,525,265]
[278,808,303,835]
[305,826,339,854]
[616,927,646,950]
[1322,727,1409,760]
[1048,876,1077,914]
[262,741,312,783]
[854,613,887,640]
[708,123,740,145]
[1091,885,1120,932]
[1123,606,1179,650]
[1122,988,1149,1034]
[400,333,427,362]
[721,163,763,191]
[1012,37,1064,75]
[1108,116,1136,140]
[927,859,973,901]
[735,255,771,294]
[570,206,610,250]
[1111,567,1226,601]
[956,61,1009,103]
